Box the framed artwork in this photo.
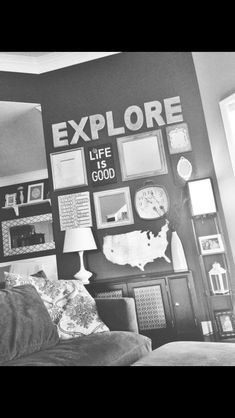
[188,178,217,217]
[87,143,117,187]
[1,213,55,257]
[214,310,235,338]
[134,183,169,220]
[198,234,225,255]
[50,147,88,191]
[27,182,44,203]
[166,122,192,154]
[116,130,168,181]
[5,193,17,207]
[93,186,134,229]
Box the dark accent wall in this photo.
[37,51,232,321]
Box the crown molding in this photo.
[0,52,121,74]
[0,169,48,187]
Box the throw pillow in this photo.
[4,272,109,339]
[0,284,59,364]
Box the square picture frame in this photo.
[214,310,235,338]
[93,186,134,229]
[198,234,225,255]
[166,122,192,154]
[27,182,44,203]
[5,193,17,207]
[116,130,168,181]
[50,147,88,191]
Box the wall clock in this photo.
[134,183,169,219]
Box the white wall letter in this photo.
[124,106,144,131]
[144,101,165,127]
[106,111,125,136]
[52,122,69,147]
[68,118,91,143]
[164,96,183,124]
[89,114,106,140]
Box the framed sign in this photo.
[93,187,134,229]
[50,147,88,191]
[27,182,44,203]
[198,234,225,255]
[214,310,235,338]
[5,193,17,207]
[166,122,192,154]
[58,191,92,230]
[87,143,117,187]
[117,130,168,181]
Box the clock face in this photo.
[134,185,169,219]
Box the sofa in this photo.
[132,340,235,366]
[0,282,152,366]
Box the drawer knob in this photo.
[175,302,180,307]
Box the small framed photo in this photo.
[198,234,225,255]
[166,122,192,154]
[214,310,235,338]
[5,193,17,207]
[50,147,88,191]
[93,187,134,229]
[27,183,44,203]
[116,130,168,181]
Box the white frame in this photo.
[5,193,17,207]
[27,182,44,203]
[198,234,225,255]
[166,122,192,154]
[50,147,88,190]
[116,130,168,181]
[93,186,134,229]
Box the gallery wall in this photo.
[0,52,233,322]
[36,51,234,321]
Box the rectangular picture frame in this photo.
[93,186,134,229]
[166,122,192,154]
[27,182,44,203]
[214,310,235,338]
[116,129,168,181]
[198,234,225,255]
[50,147,88,191]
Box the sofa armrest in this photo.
[95,297,139,333]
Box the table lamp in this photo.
[63,227,97,284]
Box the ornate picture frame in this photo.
[116,130,168,181]
[166,122,192,154]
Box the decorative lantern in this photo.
[208,262,229,294]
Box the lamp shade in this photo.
[63,227,97,253]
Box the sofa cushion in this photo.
[0,284,59,364]
[4,272,109,339]
[3,331,152,366]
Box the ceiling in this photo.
[0,51,121,74]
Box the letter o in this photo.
[124,105,144,131]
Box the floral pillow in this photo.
[4,272,109,339]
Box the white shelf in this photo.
[2,199,51,216]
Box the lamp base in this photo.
[73,268,92,284]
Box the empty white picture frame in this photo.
[116,130,168,181]
[50,147,88,190]
[188,178,217,216]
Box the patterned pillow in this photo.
[4,272,109,339]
